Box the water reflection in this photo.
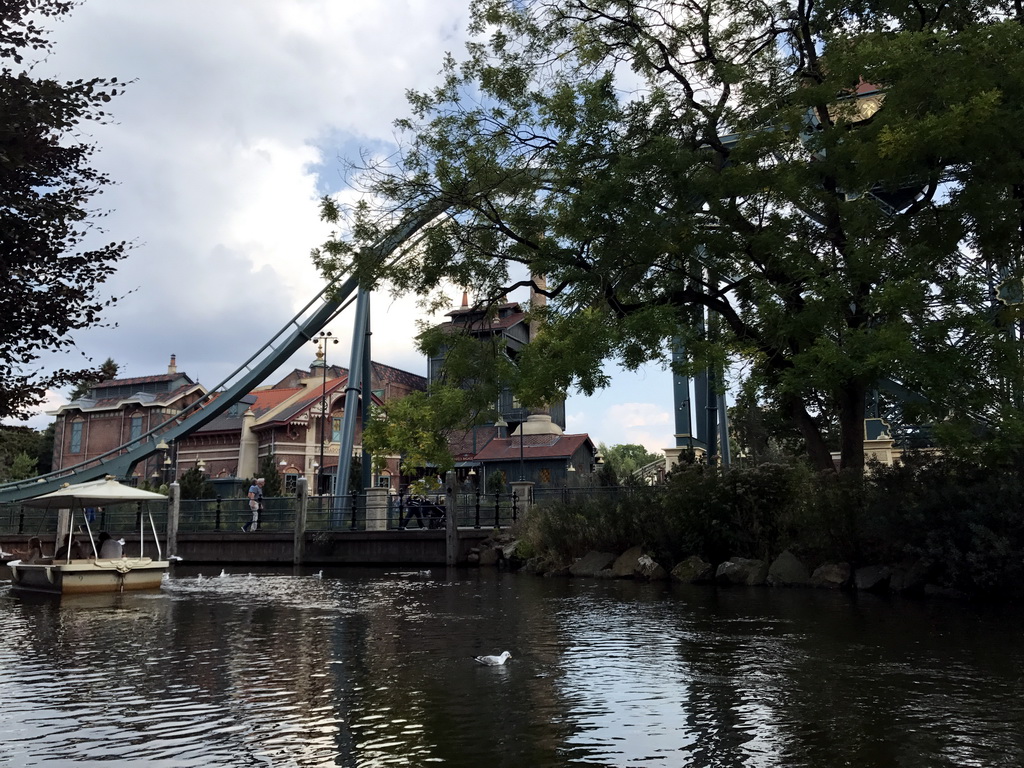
[0,569,1022,767]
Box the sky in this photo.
[8,0,676,454]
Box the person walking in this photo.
[242,477,265,532]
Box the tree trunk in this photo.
[783,394,835,472]
[837,383,867,474]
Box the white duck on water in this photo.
[474,651,512,666]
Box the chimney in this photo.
[461,290,469,308]
[168,354,177,374]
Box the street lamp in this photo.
[314,331,338,495]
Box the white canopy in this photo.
[21,476,167,509]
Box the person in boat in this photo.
[12,536,45,563]
[98,531,123,559]
[54,534,87,561]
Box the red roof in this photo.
[474,433,592,461]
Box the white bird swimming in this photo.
[312,570,323,579]
[218,569,228,578]
[474,651,512,666]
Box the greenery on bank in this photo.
[515,453,1024,597]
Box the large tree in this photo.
[316,0,1024,473]
[1,0,130,420]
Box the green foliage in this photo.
[67,358,120,401]
[598,443,662,483]
[0,2,131,419]
[486,469,506,495]
[315,0,1024,476]
[255,455,285,497]
[0,424,51,481]
[521,451,1024,595]
[178,462,215,500]
[362,388,474,475]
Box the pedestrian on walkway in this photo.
[242,477,265,532]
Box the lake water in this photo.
[1,567,1022,767]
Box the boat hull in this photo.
[8,558,168,595]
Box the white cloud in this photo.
[4,0,679,453]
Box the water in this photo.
[1,567,1022,767]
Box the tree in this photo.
[255,454,284,497]
[1,1,130,420]
[0,423,50,480]
[599,443,661,483]
[315,0,1024,474]
[67,357,120,401]
[178,462,215,500]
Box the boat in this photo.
[7,476,170,595]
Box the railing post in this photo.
[167,481,180,558]
[214,496,222,531]
[365,487,388,531]
[494,492,501,529]
[510,481,534,525]
[293,476,309,565]
[445,471,457,567]
[350,494,358,530]
[474,489,481,529]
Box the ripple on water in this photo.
[2,570,1023,767]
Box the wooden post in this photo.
[293,476,309,565]
[167,481,180,558]
[445,470,457,566]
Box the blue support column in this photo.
[332,287,370,521]
[671,338,695,449]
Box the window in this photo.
[377,475,391,488]
[284,473,298,494]
[130,415,143,444]
[539,468,551,484]
[331,417,342,443]
[70,421,83,454]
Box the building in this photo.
[51,353,426,494]
[432,286,597,489]
[50,355,206,482]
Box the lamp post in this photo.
[494,414,512,483]
[314,331,338,495]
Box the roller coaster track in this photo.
[0,202,448,503]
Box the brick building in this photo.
[51,353,426,493]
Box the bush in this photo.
[518,453,1024,596]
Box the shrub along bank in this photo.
[511,454,1024,599]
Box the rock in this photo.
[716,557,768,586]
[671,556,714,584]
[767,550,810,587]
[544,563,572,577]
[467,551,480,565]
[635,554,668,581]
[924,583,968,600]
[811,562,851,589]
[611,546,645,578]
[854,564,892,592]
[478,546,499,567]
[890,558,929,595]
[569,551,617,577]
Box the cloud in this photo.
[4,0,678,452]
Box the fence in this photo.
[0,502,168,539]
[0,495,484,536]
[0,486,559,538]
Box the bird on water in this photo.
[474,651,512,666]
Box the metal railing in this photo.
[1,488,538,538]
